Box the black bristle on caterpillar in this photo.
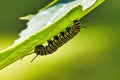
[30,20,81,62]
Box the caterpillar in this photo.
[30,20,81,62]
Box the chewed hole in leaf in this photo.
[14,0,96,45]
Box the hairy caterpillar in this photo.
[30,20,81,62]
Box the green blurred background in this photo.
[0,0,120,80]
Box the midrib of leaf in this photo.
[0,0,104,70]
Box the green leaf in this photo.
[0,0,105,70]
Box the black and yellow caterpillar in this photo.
[30,20,81,62]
